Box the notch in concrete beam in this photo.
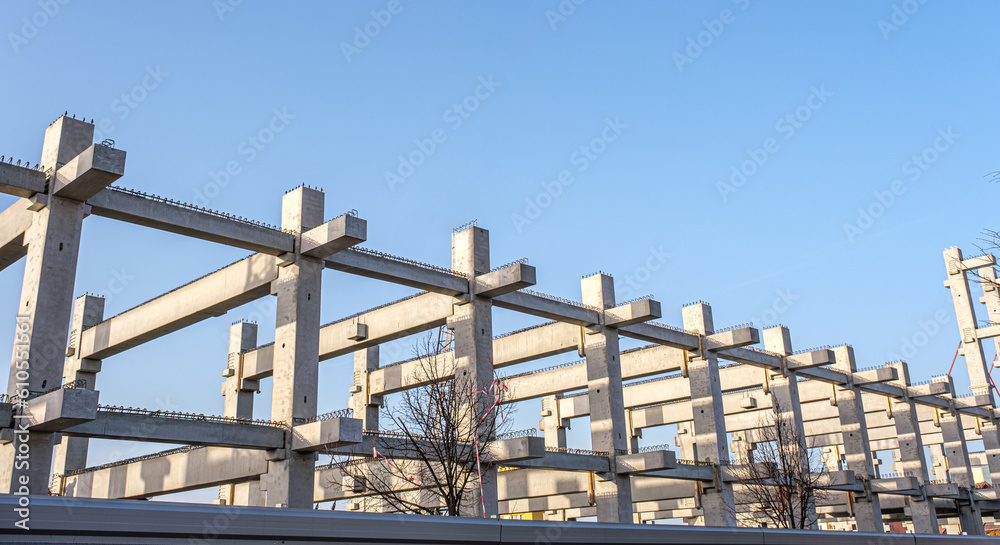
[299,214,367,258]
[853,366,898,385]
[0,162,47,198]
[291,417,363,451]
[52,144,126,201]
[786,348,835,370]
[473,262,537,298]
[706,326,760,351]
[605,298,662,329]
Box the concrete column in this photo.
[939,412,984,535]
[580,273,632,524]
[539,395,567,450]
[448,225,498,518]
[831,345,884,533]
[51,295,105,491]
[350,346,380,431]
[261,186,324,509]
[943,248,995,404]
[1,116,94,494]
[219,321,259,505]
[980,424,1000,486]
[929,444,949,483]
[681,302,736,527]
[887,361,938,535]
[761,326,817,528]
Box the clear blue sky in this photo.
[1,0,998,502]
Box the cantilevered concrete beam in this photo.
[78,253,278,360]
[299,215,367,258]
[19,388,99,432]
[474,263,536,298]
[290,417,362,452]
[604,299,661,329]
[0,162,46,198]
[52,144,126,201]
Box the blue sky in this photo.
[1,0,998,502]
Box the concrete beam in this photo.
[78,253,278,360]
[63,446,268,499]
[326,249,469,296]
[87,188,296,256]
[63,411,286,450]
[20,388,99,432]
[0,200,33,272]
[52,144,126,201]
[291,417,363,452]
[299,215,367,258]
[0,162,46,197]
[493,290,600,327]
[474,263,536,298]
[604,299,661,329]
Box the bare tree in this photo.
[727,394,828,529]
[328,327,513,516]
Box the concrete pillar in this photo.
[261,186,324,509]
[539,394,567,450]
[1,116,94,494]
[350,346,380,431]
[929,444,949,483]
[681,302,736,527]
[51,295,105,492]
[830,346,884,533]
[761,326,818,528]
[943,248,995,404]
[580,273,632,524]
[448,225,498,518]
[887,361,938,535]
[939,412,984,535]
[219,321,259,505]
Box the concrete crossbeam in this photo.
[0,162,46,198]
[706,327,760,351]
[616,450,677,474]
[78,253,278,360]
[0,200,33,272]
[52,144,126,201]
[62,411,285,450]
[19,388,99,432]
[474,263,537,298]
[290,417,363,452]
[299,215,367,258]
[604,299,661,329]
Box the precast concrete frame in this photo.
[0,116,999,536]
